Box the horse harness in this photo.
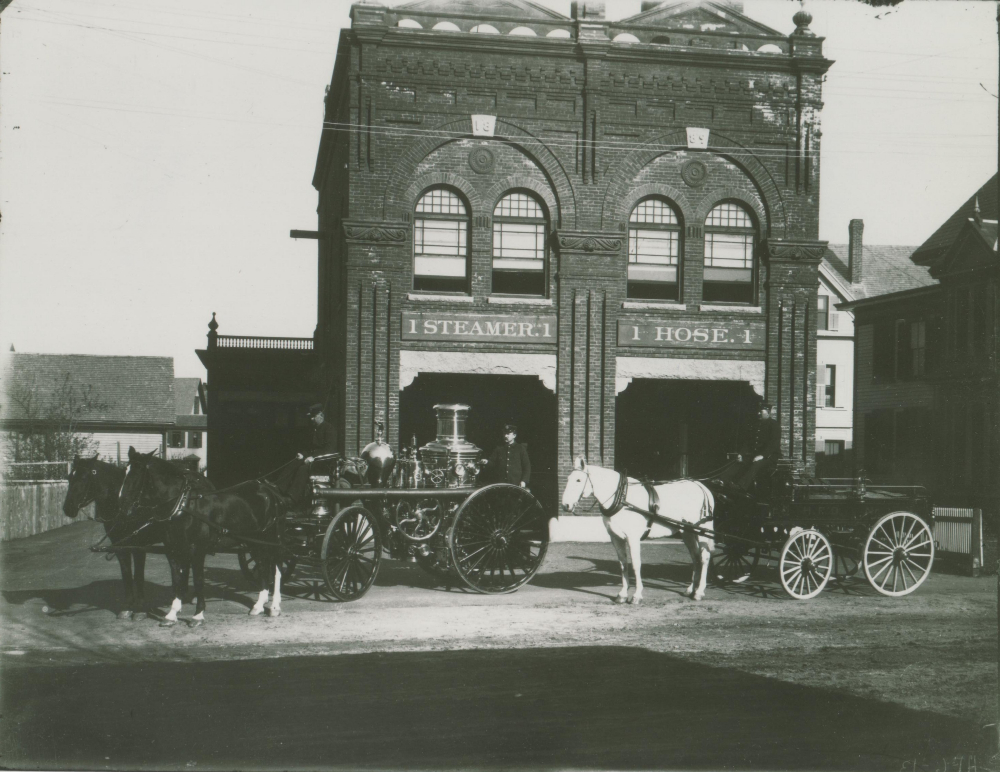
[593,468,715,541]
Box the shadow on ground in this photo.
[2,646,982,771]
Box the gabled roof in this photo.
[394,0,568,20]
[174,377,204,416]
[910,173,998,268]
[621,0,784,37]
[823,244,934,301]
[931,217,999,277]
[0,353,175,425]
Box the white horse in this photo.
[561,457,716,603]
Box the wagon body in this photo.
[709,473,935,599]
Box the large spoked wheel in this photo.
[449,484,549,594]
[711,542,760,584]
[238,550,297,585]
[863,511,935,597]
[320,505,382,602]
[780,529,833,600]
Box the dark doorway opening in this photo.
[400,373,558,513]
[615,379,759,481]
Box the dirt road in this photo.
[1,520,996,770]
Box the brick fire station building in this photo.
[203,0,833,506]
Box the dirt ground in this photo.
[1,519,997,769]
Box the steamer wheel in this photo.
[449,484,548,594]
[711,542,760,584]
[320,505,382,602]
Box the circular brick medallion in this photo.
[681,160,708,188]
[469,147,495,174]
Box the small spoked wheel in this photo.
[780,529,833,600]
[863,512,935,597]
[711,542,760,584]
[393,498,444,542]
[320,505,382,602]
[238,550,297,585]
[449,484,549,594]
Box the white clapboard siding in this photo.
[92,432,164,463]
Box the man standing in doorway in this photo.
[482,424,531,488]
[738,403,780,492]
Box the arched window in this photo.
[413,188,469,293]
[492,192,547,296]
[703,202,756,304]
[628,198,681,301]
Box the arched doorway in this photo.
[615,379,759,480]
[399,373,558,512]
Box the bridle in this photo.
[121,461,190,522]
[576,464,629,517]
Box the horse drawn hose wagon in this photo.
[562,458,935,602]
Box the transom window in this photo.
[703,202,756,304]
[492,192,547,296]
[414,188,469,293]
[627,198,680,301]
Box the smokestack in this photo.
[848,219,864,283]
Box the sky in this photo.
[0,0,996,378]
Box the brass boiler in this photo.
[418,404,482,488]
[361,420,396,488]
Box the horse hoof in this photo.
[159,619,176,628]
[628,596,641,605]
[117,610,133,621]
[268,607,281,618]
[187,618,204,628]
[249,608,264,617]
[133,612,148,622]
[613,595,627,605]
[692,592,705,601]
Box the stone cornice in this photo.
[555,231,623,254]
[343,221,410,244]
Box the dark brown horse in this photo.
[119,447,285,625]
[62,455,166,620]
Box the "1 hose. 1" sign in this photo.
[618,318,765,350]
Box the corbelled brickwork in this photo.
[312,0,832,491]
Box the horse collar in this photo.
[597,470,629,517]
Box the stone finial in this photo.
[207,312,219,347]
[792,5,814,36]
[208,312,219,333]
[973,196,983,227]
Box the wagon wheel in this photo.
[320,505,382,602]
[711,542,760,584]
[863,512,934,597]
[393,498,445,543]
[779,529,833,600]
[449,484,549,594]
[238,550,298,585]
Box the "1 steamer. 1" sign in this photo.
[618,317,766,350]
[403,312,557,343]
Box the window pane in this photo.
[629,229,678,265]
[415,219,467,279]
[706,202,752,228]
[817,296,829,331]
[628,264,677,283]
[494,193,544,219]
[415,188,466,215]
[629,199,678,225]
[704,233,753,269]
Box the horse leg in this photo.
[115,551,135,621]
[625,530,644,605]
[162,554,186,626]
[132,551,148,620]
[269,559,283,618]
[692,539,713,601]
[190,548,207,625]
[683,532,699,597]
[608,530,630,604]
[249,551,270,616]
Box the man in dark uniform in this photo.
[737,403,781,491]
[288,403,339,503]
[481,424,531,488]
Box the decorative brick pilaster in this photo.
[762,237,826,475]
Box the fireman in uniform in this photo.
[737,403,781,492]
[481,424,531,488]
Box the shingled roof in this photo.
[824,243,935,301]
[0,353,175,425]
[910,173,998,268]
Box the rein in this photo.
[592,468,629,517]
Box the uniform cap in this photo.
[307,403,324,416]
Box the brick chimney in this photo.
[848,219,864,283]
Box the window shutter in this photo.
[816,361,827,407]
[828,312,840,332]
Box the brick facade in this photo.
[312,0,831,495]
